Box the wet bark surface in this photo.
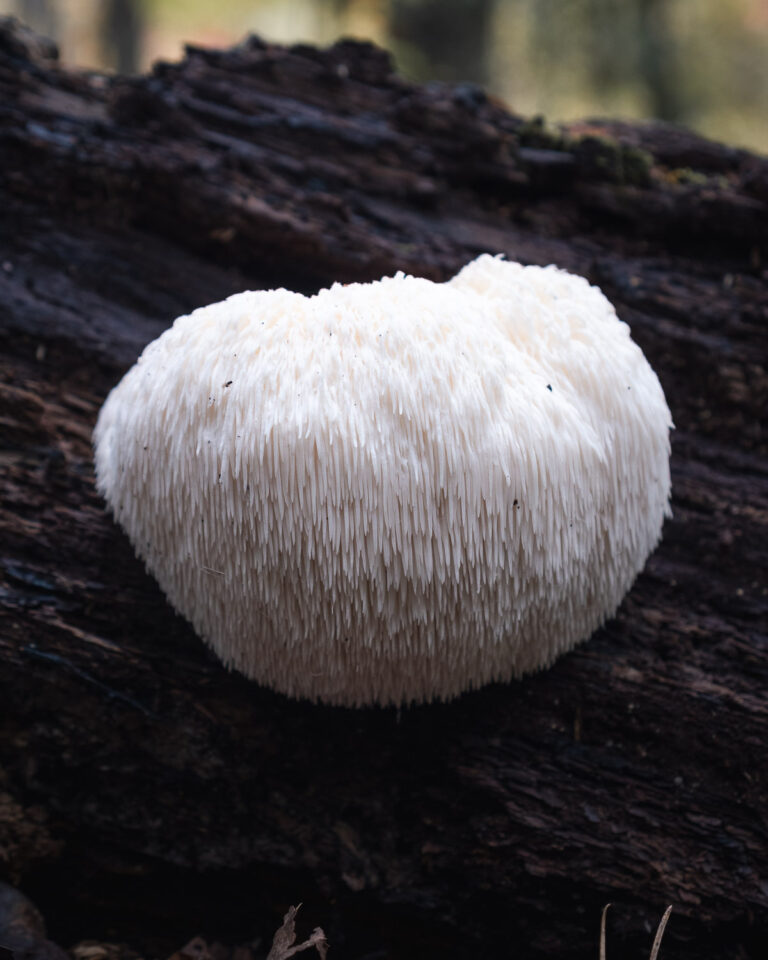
[1,16,767,960]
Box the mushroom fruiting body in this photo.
[94,255,672,706]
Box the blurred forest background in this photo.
[3,0,768,153]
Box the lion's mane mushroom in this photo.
[93,255,672,706]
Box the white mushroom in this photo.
[93,255,672,706]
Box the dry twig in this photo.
[266,906,328,960]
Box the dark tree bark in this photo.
[1,16,767,960]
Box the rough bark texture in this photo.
[1,16,767,960]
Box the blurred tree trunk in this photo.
[389,0,495,84]
[530,0,685,125]
[637,0,682,120]
[101,0,142,73]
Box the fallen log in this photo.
[1,16,767,960]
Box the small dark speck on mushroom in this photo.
[546,384,553,392]
[224,380,233,388]
[513,499,519,506]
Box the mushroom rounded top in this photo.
[93,255,672,706]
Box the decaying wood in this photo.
[1,16,767,960]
